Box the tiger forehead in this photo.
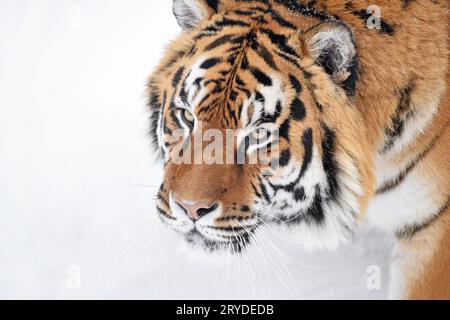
[168,16,305,127]
[171,59,285,131]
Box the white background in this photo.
[0,0,393,299]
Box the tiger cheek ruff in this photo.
[146,0,449,299]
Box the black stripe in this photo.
[305,186,325,224]
[194,25,222,40]
[235,0,268,3]
[215,18,250,27]
[251,181,262,199]
[251,41,278,70]
[250,68,272,86]
[169,108,182,129]
[204,77,223,86]
[234,0,269,5]
[194,77,202,89]
[262,100,282,123]
[382,81,415,152]
[258,177,271,203]
[157,192,169,208]
[299,128,313,177]
[230,90,238,101]
[341,55,359,97]
[248,5,269,12]
[279,149,291,167]
[157,207,176,220]
[228,107,238,126]
[259,28,298,57]
[321,124,339,200]
[206,225,248,232]
[172,66,185,87]
[274,0,339,21]
[161,90,167,109]
[396,196,450,238]
[268,9,297,29]
[200,57,221,69]
[279,119,290,142]
[294,187,306,202]
[302,69,313,79]
[203,25,220,33]
[316,103,324,112]
[269,129,313,193]
[275,50,301,68]
[204,34,235,51]
[289,74,302,92]
[240,54,249,69]
[235,75,246,87]
[148,88,162,147]
[290,98,306,120]
[205,0,219,11]
[346,4,395,35]
[278,185,325,225]
[377,123,449,194]
[236,85,251,98]
[216,214,255,222]
[401,0,415,9]
[148,89,160,110]
[233,9,255,16]
[179,86,189,106]
[255,91,265,104]
[163,121,172,135]
[237,102,244,120]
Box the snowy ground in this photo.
[0,0,393,299]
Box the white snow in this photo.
[0,0,392,299]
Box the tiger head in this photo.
[147,0,374,253]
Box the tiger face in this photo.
[147,0,374,253]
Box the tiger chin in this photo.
[146,0,449,299]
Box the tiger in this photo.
[146,0,449,299]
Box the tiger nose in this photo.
[175,198,218,221]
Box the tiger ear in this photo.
[303,21,358,95]
[173,0,220,29]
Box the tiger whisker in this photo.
[233,226,266,298]
[254,216,334,268]
[125,184,161,189]
[237,220,297,298]
[243,221,302,298]
[239,227,271,298]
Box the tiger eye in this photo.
[182,109,194,124]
